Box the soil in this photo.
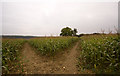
[14,41,93,74]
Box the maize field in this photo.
[2,39,25,74]
[79,35,120,73]
[28,37,79,56]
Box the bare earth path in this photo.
[55,42,79,74]
[19,42,84,74]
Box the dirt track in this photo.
[15,41,92,74]
[18,42,79,74]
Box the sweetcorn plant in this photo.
[29,37,79,56]
[2,39,25,74]
[80,35,120,73]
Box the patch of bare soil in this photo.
[53,42,79,74]
[15,42,92,74]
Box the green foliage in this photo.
[60,27,73,36]
[79,35,120,73]
[29,37,79,56]
[2,39,25,74]
[73,28,78,36]
[60,27,78,36]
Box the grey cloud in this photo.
[2,1,118,36]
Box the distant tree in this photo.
[101,28,105,34]
[108,28,112,34]
[73,28,78,36]
[114,26,118,34]
[60,27,73,36]
[93,33,100,35]
[77,33,84,37]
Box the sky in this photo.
[118,1,120,33]
[1,0,119,36]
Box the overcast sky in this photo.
[2,0,119,36]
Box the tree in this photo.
[101,28,105,34]
[60,27,73,36]
[108,28,112,34]
[73,28,77,36]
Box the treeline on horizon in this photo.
[2,26,119,39]
[2,33,118,39]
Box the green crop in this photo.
[28,37,79,56]
[79,35,120,73]
[2,39,25,74]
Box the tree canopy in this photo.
[60,27,78,36]
[73,28,77,36]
